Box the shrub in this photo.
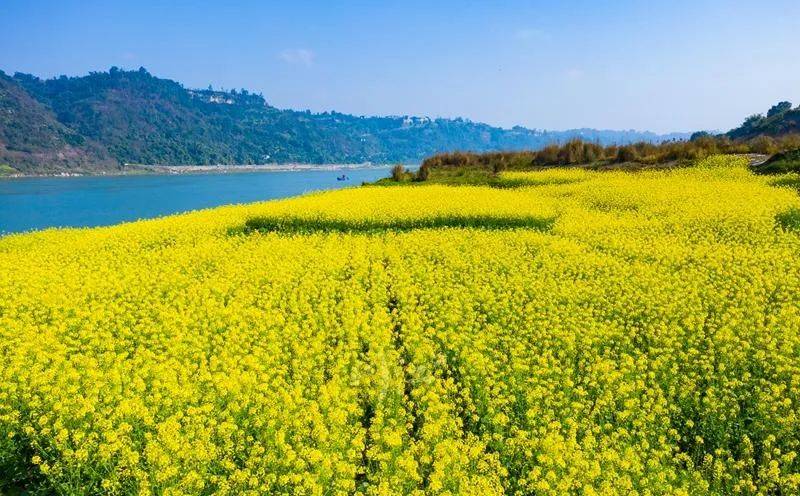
[418,134,800,174]
[415,163,430,181]
[753,149,800,175]
[583,142,603,163]
[556,139,589,165]
[615,145,640,163]
[534,145,560,165]
[748,135,779,155]
[390,164,407,181]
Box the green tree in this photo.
[767,101,792,117]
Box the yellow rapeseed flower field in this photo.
[1,155,799,495]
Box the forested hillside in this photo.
[727,100,800,140]
[0,73,114,174]
[0,68,689,174]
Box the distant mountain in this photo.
[0,67,690,174]
[726,101,800,140]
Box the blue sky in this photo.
[2,0,798,133]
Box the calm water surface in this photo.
[0,167,392,235]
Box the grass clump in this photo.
[243,214,556,234]
[776,207,800,232]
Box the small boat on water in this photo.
[336,174,349,181]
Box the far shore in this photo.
[0,162,400,179]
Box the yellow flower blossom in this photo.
[0,156,799,494]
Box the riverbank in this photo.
[0,162,397,179]
[145,163,395,175]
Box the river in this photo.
[0,167,393,235]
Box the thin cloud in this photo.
[565,68,585,81]
[279,48,315,67]
[515,28,550,41]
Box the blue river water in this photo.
[0,167,393,235]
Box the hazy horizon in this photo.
[3,0,798,134]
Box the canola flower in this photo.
[0,155,799,495]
